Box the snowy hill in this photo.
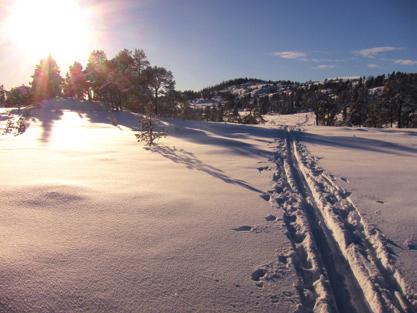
[187,77,366,108]
[0,99,416,312]
[190,79,298,108]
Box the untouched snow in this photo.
[0,100,299,313]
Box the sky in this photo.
[0,0,416,91]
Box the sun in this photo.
[4,0,94,71]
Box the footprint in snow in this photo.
[251,268,267,282]
[233,225,253,232]
[404,238,417,250]
[340,190,351,198]
[257,166,269,173]
[278,254,289,264]
[341,177,349,183]
[271,295,280,304]
[260,191,274,201]
[265,214,277,222]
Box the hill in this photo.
[183,73,417,129]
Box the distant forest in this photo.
[1,49,417,128]
[184,74,417,128]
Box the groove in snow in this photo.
[269,126,416,313]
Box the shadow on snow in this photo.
[146,145,264,194]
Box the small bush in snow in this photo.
[2,113,27,136]
[135,115,166,146]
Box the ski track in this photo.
[266,126,417,313]
[3,106,416,312]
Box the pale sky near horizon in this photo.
[0,0,416,91]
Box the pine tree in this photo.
[135,103,166,146]
[132,49,150,79]
[31,55,63,102]
[144,66,175,115]
[349,79,368,126]
[64,62,87,99]
[85,50,109,101]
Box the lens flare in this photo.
[4,0,94,71]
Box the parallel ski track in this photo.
[270,126,416,313]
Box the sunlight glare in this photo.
[4,0,94,70]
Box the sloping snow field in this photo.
[0,101,416,313]
[0,100,299,313]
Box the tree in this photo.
[83,48,153,112]
[7,85,32,109]
[107,49,136,110]
[348,78,368,126]
[135,87,166,146]
[135,114,166,145]
[64,62,87,99]
[85,50,109,101]
[127,49,151,112]
[31,55,63,102]
[144,66,175,115]
[385,72,417,128]
[0,85,6,106]
[366,96,384,127]
[132,49,150,79]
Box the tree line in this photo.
[0,49,176,116]
[297,73,417,128]
[190,73,417,128]
[1,53,416,128]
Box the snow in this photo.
[0,99,299,313]
[227,83,278,98]
[1,100,416,312]
[299,125,417,298]
[264,112,417,310]
[190,82,295,108]
[263,112,316,127]
[190,98,222,108]
[332,76,361,81]
[368,86,384,96]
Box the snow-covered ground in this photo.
[263,112,316,127]
[300,126,417,296]
[0,100,299,313]
[266,113,417,311]
[265,113,417,310]
[0,101,416,312]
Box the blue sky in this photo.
[1,0,416,90]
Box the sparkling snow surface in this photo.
[0,100,299,313]
[0,101,415,312]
